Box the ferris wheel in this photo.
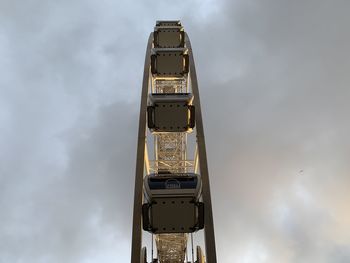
[131,21,217,263]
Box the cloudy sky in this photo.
[1,0,350,262]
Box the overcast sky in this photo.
[1,0,350,262]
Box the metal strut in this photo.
[186,33,217,263]
[131,21,217,263]
[131,33,153,263]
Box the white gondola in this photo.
[144,173,202,200]
[142,173,204,234]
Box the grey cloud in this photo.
[191,0,350,262]
[1,0,350,262]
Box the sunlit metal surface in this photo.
[156,234,187,263]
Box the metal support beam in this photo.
[131,33,153,263]
[185,33,217,263]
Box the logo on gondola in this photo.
[165,179,181,189]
